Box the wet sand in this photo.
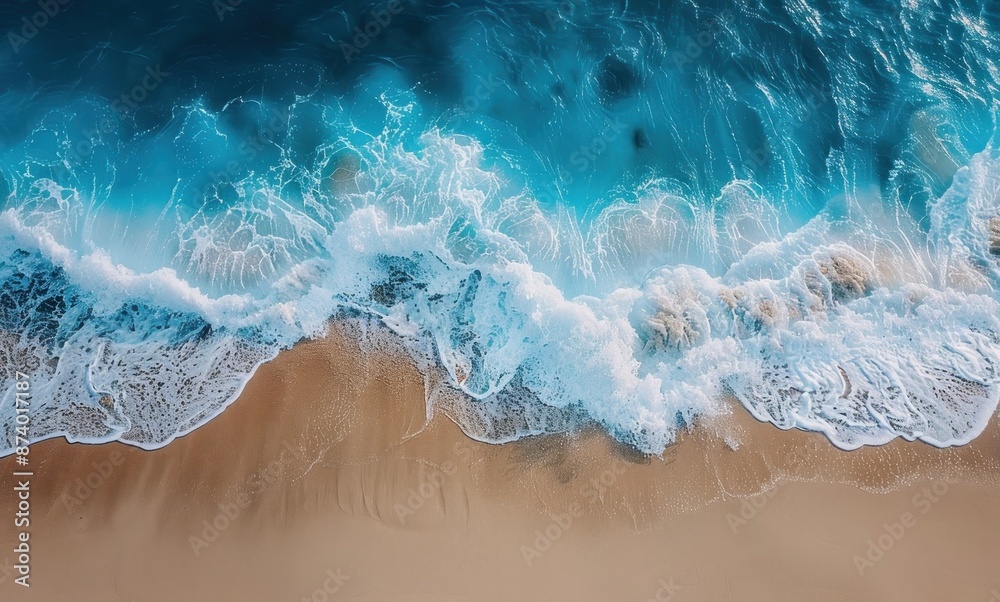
[2,320,1000,601]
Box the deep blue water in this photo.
[1,0,999,453]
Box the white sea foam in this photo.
[2,111,1000,455]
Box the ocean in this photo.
[1,0,999,454]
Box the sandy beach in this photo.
[2,320,999,602]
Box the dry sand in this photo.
[2,320,1000,602]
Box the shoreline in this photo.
[2,319,999,601]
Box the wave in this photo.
[1,0,999,454]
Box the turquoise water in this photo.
[1,0,999,453]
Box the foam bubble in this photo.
[2,96,1000,455]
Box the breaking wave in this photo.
[1,0,999,453]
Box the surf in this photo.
[1,0,999,454]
